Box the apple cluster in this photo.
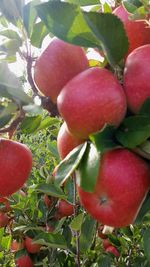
[34,5,150,229]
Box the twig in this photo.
[26,55,59,117]
[0,109,25,135]
[73,173,81,267]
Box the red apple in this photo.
[25,236,41,254]
[56,200,74,218]
[57,122,84,159]
[34,37,89,103]
[0,139,32,197]
[77,148,150,227]
[57,67,126,139]
[46,223,54,233]
[15,255,33,267]
[113,5,150,56]
[105,245,120,257]
[43,194,52,209]
[0,197,10,212]
[123,44,150,113]
[11,239,25,252]
[102,239,112,249]
[0,212,9,228]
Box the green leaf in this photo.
[0,114,12,128]
[83,11,128,65]
[55,142,87,185]
[0,63,32,104]
[31,21,48,48]
[70,213,84,231]
[0,0,24,24]
[80,214,96,252]
[134,192,150,224]
[23,0,40,37]
[20,115,42,133]
[37,117,60,131]
[90,125,118,154]
[0,39,21,56]
[98,255,112,267]
[67,0,100,6]
[33,232,67,249]
[36,1,100,48]
[47,141,59,160]
[77,142,100,192]
[36,183,67,200]
[143,229,150,262]
[0,102,17,118]
[0,102,17,129]
[115,115,150,149]
[139,98,150,117]
[0,29,22,44]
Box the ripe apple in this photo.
[11,239,25,252]
[77,148,150,227]
[34,37,89,103]
[15,255,33,267]
[25,236,41,254]
[105,245,120,257]
[113,5,150,56]
[123,44,150,113]
[0,197,10,212]
[102,239,112,249]
[57,67,126,139]
[43,194,52,209]
[0,139,32,197]
[0,212,9,228]
[46,223,54,233]
[56,200,74,218]
[57,122,84,159]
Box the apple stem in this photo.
[73,173,81,267]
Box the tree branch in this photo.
[26,55,59,117]
[0,109,25,137]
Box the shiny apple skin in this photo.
[57,67,127,139]
[113,5,150,56]
[0,139,32,197]
[34,37,89,103]
[123,44,150,113]
[57,122,84,159]
[78,149,150,227]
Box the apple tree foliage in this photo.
[0,0,150,266]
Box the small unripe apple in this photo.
[57,67,126,139]
[43,194,52,209]
[105,245,120,257]
[0,212,9,228]
[25,236,41,254]
[102,239,112,249]
[113,5,150,56]
[78,149,150,227]
[56,200,74,218]
[123,44,150,113]
[0,139,32,197]
[11,239,25,252]
[15,255,33,267]
[34,37,89,103]
[57,122,84,159]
